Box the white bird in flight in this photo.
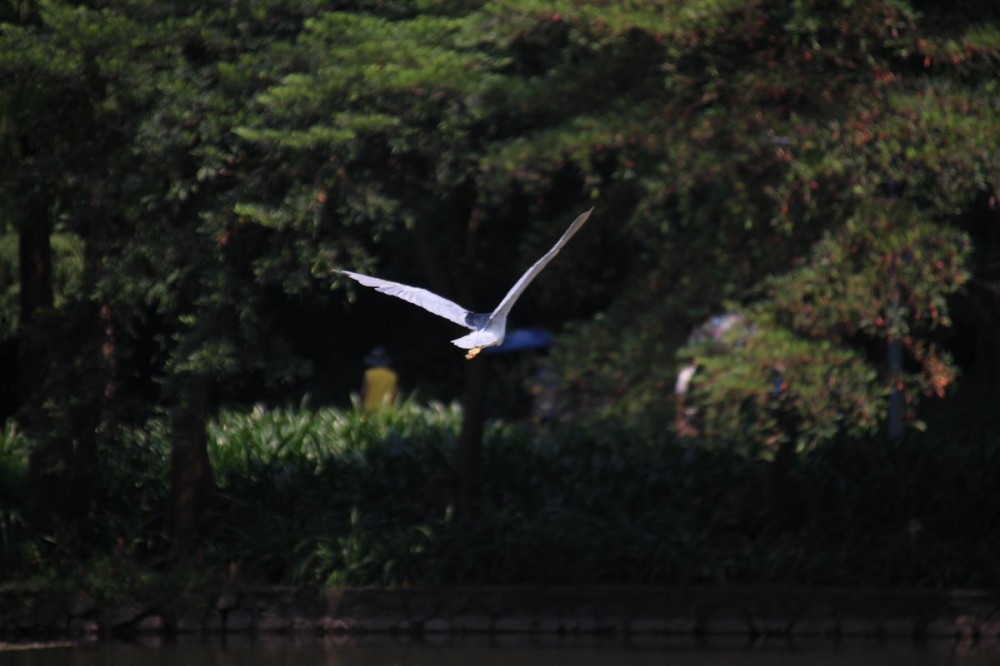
[340,208,594,359]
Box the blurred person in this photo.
[361,347,398,413]
[674,313,752,437]
[674,363,700,437]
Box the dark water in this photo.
[2,638,1000,666]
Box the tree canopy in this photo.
[0,0,998,561]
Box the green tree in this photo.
[2,0,996,565]
[0,0,155,531]
[1,0,321,552]
[235,5,629,513]
[105,0,324,554]
[536,0,997,442]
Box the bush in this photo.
[3,393,999,590]
[203,397,1000,587]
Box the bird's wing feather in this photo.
[339,270,475,329]
[489,207,593,322]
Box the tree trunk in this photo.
[450,188,488,518]
[18,203,52,419]
[410,185,488,518]
[165,375,215,558]
[22,205,98,533]
[456,354,487,516]
[20,202,65,533]
[766,411,802,531]
[17,203,53,325]
[83,193,119,436]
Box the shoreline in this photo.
[1,585,998,644]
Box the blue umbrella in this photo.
[485,328,554,354]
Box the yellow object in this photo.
[362,366,398,412]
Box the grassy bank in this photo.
[1,397,999,596]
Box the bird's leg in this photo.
[465,347,482,360]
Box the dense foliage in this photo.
[0,0,998,588]
[2,402,999,590]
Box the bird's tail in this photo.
[451,330,499,350]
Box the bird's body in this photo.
[340,208,593,358]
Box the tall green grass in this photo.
[205,396,463,584]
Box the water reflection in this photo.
[2,636,1000,666]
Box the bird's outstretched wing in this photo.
[339,270,476,329]
[489,208,593,322]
